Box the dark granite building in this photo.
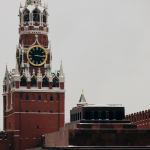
[31,93,150,150]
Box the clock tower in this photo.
[2,0,65,150]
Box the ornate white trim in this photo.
[19,30,48,35]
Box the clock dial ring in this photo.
[27,45,47,66]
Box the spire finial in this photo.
[82,89,84,94]
[6,62,7,66]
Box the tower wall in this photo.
[2,0,65,150]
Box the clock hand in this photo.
[34,55,45,57]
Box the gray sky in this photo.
[0,0,150,129]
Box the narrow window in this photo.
[38,110,41,113]
[145,113,147,119]
[31,78,37,87]
[26,110,29,113]
[134,116,136,122]
[33,10,39,22]
[26,138,28,141]
[26,94,29,101]
[50,95,53,101]
[42,78,49,87]
[52,77,59,87]
[37,125,39,129]
[50,110,53,113]
[38,95,41,101]
[20,77,27,86]
[24,10,29,22]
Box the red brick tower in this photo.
[2,0,65,149]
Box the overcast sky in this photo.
[0,0,150,129]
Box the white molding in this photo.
[19,30,48,35]
[11,89,65,93]
[4,112,65,117]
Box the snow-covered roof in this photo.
[20,5,46,13]
[83,104,123,107]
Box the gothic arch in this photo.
[23,9,30,22]
[42,77,49,87]
[52,77,59,87]
[31,77,37,87]
[20,77,27,86]
[33,9,40,22]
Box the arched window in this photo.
[24,9,30,22]
[42,78,49,87]
[52,77,59,87]
[43,11,46,23]
[33,10,39,22]
[31,78,37,87]
[26,110,29,113]
[50,110,53,113]
[50,95,53,102]
[38,95,41,101]
[38,110,41,113]
[20,77,27,86]
[26,94,29,101]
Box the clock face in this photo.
[27,45,47,66]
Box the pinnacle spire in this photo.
[20,2,23,8]
[14,60,20,76]
[5,63,8,76]
[77,90,88,106]
[79,94,86,103]
[59,60,64,76]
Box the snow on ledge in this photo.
[83,104,123,107]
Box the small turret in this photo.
[77,89,88,106]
